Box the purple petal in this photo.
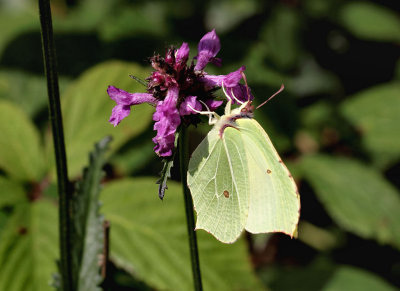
[205,99,223,111]
[109,105,131,127]
[210,57,222,67]
[152,86,181,157]
[201,66,245,88]
[108,86,157,126]
[175,42,189,70]
[225,84,253,103]
[194,29,221,71]
[179,96,202,115]
[107,86,156,106]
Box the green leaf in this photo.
[289,58,341,97]
[53,1,168,41]
[156,157,174,200]
[157,132,179,200]
[98,2,169,41]
[70,137,111,291]
[0,70,70,117]
[205,0,259,33]
[242,42,286,87]
[0,6,38,56]
[50,61,153,179]
[297,221,341,251]
[300,155,400,249]
[261,256,335,291]
[0,177,27,208]
[111,139,155,175]
[339,2,400,42]
[0,101,46,181]
[0,70,47,117]
[53,0,113,33]
[100,178,263,291]
[340,82,400,168]
[323,265,397,291]
[260,6,301,70]
[0,200,58,291]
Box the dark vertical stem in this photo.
[179,127,203,291]
[38,1,73,290]
[101,220,111,280]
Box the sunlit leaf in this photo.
[300,155,400,249]
[0,101,46,181]
[100,178,263,291]
[0,200,58,291]
[323,265,397,291]
[339,2,400,42]
[340,82,400,168]
[0,70,70,117]
[49,61,153,179]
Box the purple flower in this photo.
[174,42,189,72]
[152,86,181,157]
[179,96,202,116]
[108,86,157,126]
[201,66,253,103]
[108,30,251,157]
[194,29,222,71]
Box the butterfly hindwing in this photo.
[238,119,300,236]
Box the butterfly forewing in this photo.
[188,128,250,243]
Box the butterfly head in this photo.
[236,100,254,119]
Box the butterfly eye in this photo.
[241,108,248,113]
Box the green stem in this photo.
[179,127,203,291]
[38,1,73,290]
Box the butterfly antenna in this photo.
[241,71,251,102]
[230,89,244,105]
[256,84,285,109]
[129,75,147,87]
[221,81,243,107]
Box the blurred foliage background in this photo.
[0,0,399,290]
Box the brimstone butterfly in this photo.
[187,85,300,243]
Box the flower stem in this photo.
[179,127,203,291]
[38,1,73,290]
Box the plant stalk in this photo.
[38,1,73,290]
[179,127,203,291]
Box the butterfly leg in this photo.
[187,104,220,125]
